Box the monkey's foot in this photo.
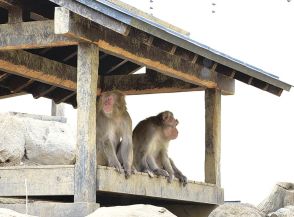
[143,169,155,178]
[124,169,132,179]
[178,175,188,186]
[167,174,175,183]
[153,169,169,177]
[109,162,124,174]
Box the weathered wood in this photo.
[101,70,204,94]
[0,202,100,217]
[51,101,65,116]
[0,165,223,205]
[0,20,77,50]
[53,1,129,36]
[54,8,220,89]
[205,89,221,186]
[0,165,74,196]
[0,0,16,9]
[75,43,99,203]
[0,50,204,96]
[97,166,224,204]
[0,50,77,91]
[8,7,22,23]
[11,79,34,93]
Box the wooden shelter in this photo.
[0,0,291,216]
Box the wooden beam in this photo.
[0,0,17,9]
[0,50,204,95]
[11,79,34,93]
[0,50,77,91]
[75,43,98,203]
[205,89,221,186]
[52,0,130,36]
[8,7,22,23]
[33,85,56,99]
[102,69,204,95]
[54,7,217,89]
[0,20,77,50]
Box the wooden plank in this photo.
[0,50,204,95]
[101,70,204,95]
[0,202,100,217]
[0,0,16,9]
[11,79,34,93]
[75,43,99,203]
[8,7,22,23]
[97,166,224,204]
[0,165,74,196]
[0,166,223,205]
[54,8,218,89]
[53,1,130,36]
[0,20,77,50]
[205,89,221,186]
[0,50,77,91]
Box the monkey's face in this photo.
[101,93,115,115]
[162,111,179,140]
[162,111,178,128]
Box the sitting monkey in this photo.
[133,111,187,185]
[96,90,133,178]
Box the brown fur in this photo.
[133,111,187,185]
[96,90,133,178]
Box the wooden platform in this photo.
[0,165,223,205]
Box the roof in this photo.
[0,0,292,107]
[53,0,291,95]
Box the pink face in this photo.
[102,94,115,114]
[162,112,179,140]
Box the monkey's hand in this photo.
[153,168,169,177]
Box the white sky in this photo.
[0,0,293,206]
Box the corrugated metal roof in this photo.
[53,0,292,94]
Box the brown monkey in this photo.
[133,111,187,185]
[96,90,133,178]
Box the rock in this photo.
[0,208,37,217]
[208,203,265,217]
[86,204,177,217]
[23,117,76,165]
[258,182,294,214]
[268,206,294,217]
[0,114,25,166]
[0,112,76,166]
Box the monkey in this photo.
[96,90,133,178]
[133,111,187,185]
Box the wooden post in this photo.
[8,7,23,23]
[205,88,221,186]
[51,101,65,116]
[75,43,99,204]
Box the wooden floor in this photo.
[0,165,223,205]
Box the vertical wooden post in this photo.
[205,88,221,186]
[51,101,65,116]
[8,7,23,23]
[75,43,99,203]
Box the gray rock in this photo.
[86,204,177,217]
[268,206,294,217]
[0,208,37,217]
[208,203,265,217]
[0,114,25,166]
[23,117,76,165]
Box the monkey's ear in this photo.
[161,112,169,121]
